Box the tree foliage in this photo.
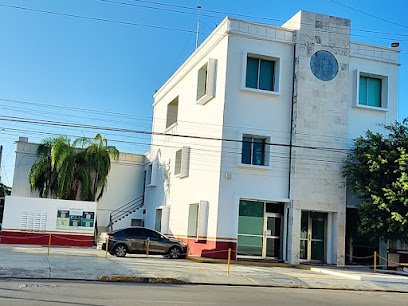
[0,182,11,197]
[29,134,119,202]
[344,120,408,242]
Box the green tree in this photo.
[74,134,119,201]
[0,182,11,197]
[29,134,118,201]
[344,120,408,242]
[29,138,57,198]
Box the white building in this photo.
[143,11,399,265]
[9,137,146,242]
[6,11,399,265]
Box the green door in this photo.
[300,211,326,262]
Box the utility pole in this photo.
[0,145,2,184]
[195,4,202,50]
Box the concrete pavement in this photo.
[0,245,407,292]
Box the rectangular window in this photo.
[155,208,162,232]
[174,149,182,175]
[197,64,208,100]
[174,146,190,178]
[196,58,217,105]
[241,136,267,166]
[187,203,199,238]
[166,97,179,128]
[131,218,143,227]
[246,56,275,92]
[146,164,152,185]
[359,76,382,107]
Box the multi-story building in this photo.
[143,10,399,265]
[6,10,399,265]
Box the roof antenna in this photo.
[195,3,202,50]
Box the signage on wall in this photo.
[56,209,95,229]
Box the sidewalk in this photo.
[0,245,407,292]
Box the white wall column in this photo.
[282,203,289,261]
[335,210,346,266]
[326,212,334,264]
[287,205,301,264]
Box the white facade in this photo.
[145,11,399,264]
[10,137,146,232]
[6,11,399,264]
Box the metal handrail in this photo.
[108,195,144,230]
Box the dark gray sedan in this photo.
[106,227,187,259]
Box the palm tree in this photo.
[75,134,119,201]
[0,183,11,197]
[29,134,118,201]
[29,138,56,198]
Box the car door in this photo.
[125,228,146,253]
[145,229,167,254]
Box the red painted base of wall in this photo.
[0,231,94,247]
[177,237,237,260]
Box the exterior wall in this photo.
[147,20,230,254]
[97,153,145,229]
[348,43,399,144]
[146,12,399,262]
[346,44,399,209]
[10,138,146,231]
[2,196,96,246]
[218,22,294,243]
[11,139,41,198]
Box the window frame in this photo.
[174,149,182,176]
[240,134,270,168]
[355,70,388,111]
[187,203,200,238]
[165,97,179,130]
[174,146,190,178]
[155,208,162,232]
[196,58,217,105]
[241,51,281,96]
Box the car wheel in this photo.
[113,244,127,257]
[168,246,181,259]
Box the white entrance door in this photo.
[263,213,283,259]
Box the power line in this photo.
[0,115,350,153]
[1,2,408,46]
[105,0,408,40]
[1,97,359,143]
[330,0,408,30]
[0,3,196,34]
[1,123,346,160]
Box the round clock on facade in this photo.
[310,50,338,81]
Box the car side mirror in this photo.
[160,235,165,240]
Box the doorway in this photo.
[237,200,284,260]
[264,213,283,258]
[300,211,327,262]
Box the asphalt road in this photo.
[0,280,406,306]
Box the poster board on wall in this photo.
[2,196,97,235]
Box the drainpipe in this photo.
[286,39,297,261]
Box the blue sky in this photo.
[0,0,407,186]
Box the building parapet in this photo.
[15,138,144,165]
[227,18,294,44]
[350,42,399,65]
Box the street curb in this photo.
[1,276,407,293]
[187,256,310,270]
[311,267,408,284]
[99,275,187,284]
[96,276,408,293]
